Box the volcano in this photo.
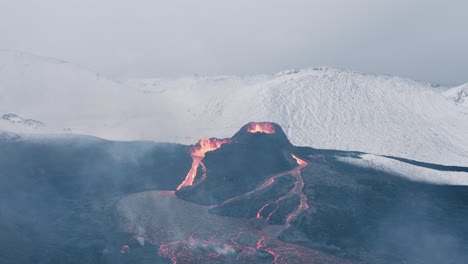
[1,122,468,264]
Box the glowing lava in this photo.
[284,155,309,228]
[176,151,311,262]
[119,245,130,254]
[292,154,307,167]
[253,154,309,229]
[118,190,348,264]
[246,122,276,134]
[116,122,358,263]
[176,138,231,190]
[211,152,310,230]
[117,148,353,263]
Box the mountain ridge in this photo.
[1,50,468,165]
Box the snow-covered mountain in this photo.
[1,50,468,165]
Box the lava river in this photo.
[176,138,231,190]
[116,123,353,263]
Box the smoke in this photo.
[369,192,468,264]
[0,135,192,262]
[190,239,236,256]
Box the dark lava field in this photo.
[1,122,468,264]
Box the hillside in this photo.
[1,50,468,165]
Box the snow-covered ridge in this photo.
[1,50,468,166]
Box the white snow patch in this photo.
[444,83,468,107]
[337,154,468,186]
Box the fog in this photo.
[1,0,467,85]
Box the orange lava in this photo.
[253,154,309,229]
[284,154,309,228]
[212,152,310,231]
[177,138,231,190]
[119,245,130,254]
[119,151,353,263]
[246,122,276,134]
[292,154,307,167]
[191,138,231,158]
[119,191,349,264]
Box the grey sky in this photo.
[1,0,467,85]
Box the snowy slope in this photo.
[444,83,468,107]
[219,69,468,165]
[0,50,144,135]
[1,50,468,166]
[123,69,468,165]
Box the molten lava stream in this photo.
[118,152,349,264]
[284,154,309,228]
[174,135,318,262]
[213,169,294,208]
[256,196,287,220]
[211,152,309,231]
[177,138,231,190]
[254,154,309,229]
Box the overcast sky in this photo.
[1,0,467,85]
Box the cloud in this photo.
[0,0,466,84]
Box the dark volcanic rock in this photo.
[279,152,468,264]
[209,175,296,218]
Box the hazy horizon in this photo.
[1,0,467,85]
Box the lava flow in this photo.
[215,153,310,228]
[176,138,231,190]
[117,123,353,263]
[283,155,309,228]
[256,154,309,228]
[117,189,347,264]
[246,122,276,134]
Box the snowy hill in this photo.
[124,69,468,165]
[0,50,140,135]
[1,50,468,165]
[444,83,468,107]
